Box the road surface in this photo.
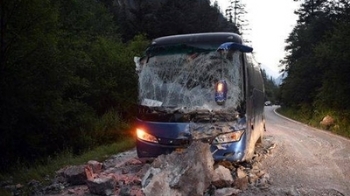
[262,106,350,195]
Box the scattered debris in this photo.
[2,139,277,196]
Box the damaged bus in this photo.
[134,32,265,162]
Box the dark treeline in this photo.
[280,0,350,135]
[0,0,238,170]
[106,0,238,41]
[261,70,279,104]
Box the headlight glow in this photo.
[136,128,158,143]
[213,130,244,144]
[215,80,227,105]
[217,83,224,92]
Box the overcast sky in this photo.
[215,0,300,78]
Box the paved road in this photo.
[263,106,350,195]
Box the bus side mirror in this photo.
[134,56,149,73]
[134,56,142,73]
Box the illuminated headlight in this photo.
[213,130,244,144]
[136,128,158,143]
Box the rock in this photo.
[142,141,214,196]
[252,154,263,162]
[15,184,23,189]
[68,188,76,194]
[59,165,86,185]
[118,185,145,196]
[0,179,13,187]
[217,161,235,171]
[113,173,141,186]
[42,183,65,193]
[212,165,234,188]
[85,165,98,181]
[256,173,270,188]
[30,135,277,196]
[87,160,103,174]
[236,167,247,179]
[214,187,241,196]
[86,176,116,196]
[256,170,266,178]
[27,179,42,193]
[151,157,163,168]
[320,115,335,127]
[267,143,276,150]
[248,173,259,184]
[141,167,161,188]
[251,162,262,173]
[126,158,143,165]
[234,176,249,190]
[136,163,152,178]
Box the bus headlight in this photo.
[136,128,158,143]
[213,130,244,144]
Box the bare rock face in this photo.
[142,141,214,196]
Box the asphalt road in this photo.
[262,106,350,195]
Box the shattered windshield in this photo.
[138,45,243,114]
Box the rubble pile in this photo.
[1,140,276,196]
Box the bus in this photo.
[134,32,265,162]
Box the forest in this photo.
[0,0,241,171]
[280,0,350,136]
[1,0,349,171]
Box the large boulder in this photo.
[142,141,214,196]
[320,115,335,127]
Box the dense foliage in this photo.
[0,0,142,170]
[280,0,350,135]
[0,0,238,170]
[109,0,238,41]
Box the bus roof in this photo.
[150,32,243,46]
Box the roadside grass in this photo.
[277,107,350,139]
[0,137,135,196]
